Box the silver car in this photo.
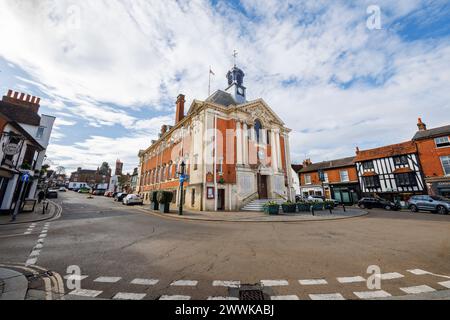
[408,195,450,215]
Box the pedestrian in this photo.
[38,190,45,204]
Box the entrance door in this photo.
[257,174,268,199]
[217,189,225,211]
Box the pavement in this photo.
[139,207,367,222]
[0,200,59,226]
[0,191,449,300]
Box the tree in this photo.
[56,166,66,175]
[99,162,110,176]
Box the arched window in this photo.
[254,119,262,143]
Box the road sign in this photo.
[21,173,30,183]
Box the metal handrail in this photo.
[242,191,259,203]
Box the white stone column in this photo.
[243,123,248,165]
[271,130,278,172]
[236,121,243,165]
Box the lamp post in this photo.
[178,161,186,216]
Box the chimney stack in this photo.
[356,146,360,154]
[175,94,185,124]
[417,118,427,131]
[2,89,41,113]
[161,125,168,135]
[302,159,312,167]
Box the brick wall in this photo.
[416,138,450,178]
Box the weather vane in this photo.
[233,50,238,66]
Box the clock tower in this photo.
[225,65,247,104]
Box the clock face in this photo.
[237,87,245,96]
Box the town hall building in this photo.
[137,65,294,211]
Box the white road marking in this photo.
[170,280,198,287]
[63,275,88,281]
[212,280,241,288]
[354,290,392,299]
[69,289,103,298]
[94,277,122,283]
[131,278,159,286]
[39,234,47,238]
[376,272,404,280]
[271,295,300,300]
[29,250,41,257]
[160,295,191,300]
[299,279,328,285]
[24,231,31,235]
[113,292,146,300]
[37,238,45,244]
[407,269,430,275]
[261,280,289,287]
[25,258,37,266]
[34,243,44,249]
[438,281,450,289]
[337,276,366,283]
[208,297,239,300]
[309,293,345,300]
[400,285,436,294]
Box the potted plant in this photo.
[150,191,159,210]
[313,202,324,211]
[324,201,335,210]
[282,201,297,213]
[157,191,173,213]
[263,201,280,215]
[297,201,311,212]
[20,162,32,170]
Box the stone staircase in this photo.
[241,199,285,212]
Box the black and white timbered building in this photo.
[354,141,425,201]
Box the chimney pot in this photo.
[26,94,32,102]
[19,93,25,100]
[417,117,427,131]
[7,90,12,97]
[175,94,186,124]
[13,91,19,99]
[36,97,41,105]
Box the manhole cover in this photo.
[239,290,265,300]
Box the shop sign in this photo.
[3,143,20,156]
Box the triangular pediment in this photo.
[237,99,285,127]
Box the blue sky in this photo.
[0,0,449,173]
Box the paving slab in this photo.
[0,268,28,300]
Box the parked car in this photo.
[114,193,128,202]
[308,195,325,203]
[46,190,58,199]
[358,197,400,211]
[92,189,106,196]
[104,191,113,197]
[58,187,67,192]
[407,195,450,215]
[78,187,91,194]
[123,194,144,206]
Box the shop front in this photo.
[427,179,450,198]
[330,183,361,205]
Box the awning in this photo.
[362,172,378,177]
[0,167,16,179]
[393,168,414,174]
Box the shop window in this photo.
[435,136,450,148]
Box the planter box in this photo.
[151,201,159,211]
[264,205,280,215]
[297,203,311,212]
[282,204,297,213]
[313,204,324,211]
[159,202,170,214]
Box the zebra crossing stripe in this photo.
[261,280,289,286]
[160,295,191,300]
[271,295,299,300]
[407,269,430,275]
[94,277,122,283]
[337,276,365,283]
[69,289,103,298]
[376,272,404,280]
[131,278,159,286]
[207,297,239,300]
[113,292,146,300]
[354,290,392,299]
[438,280,450,289]
[400,285,436,295]
[309,293,345,300]
[299,279,327,285]
[212,280,241,288]
[171,280,198,287]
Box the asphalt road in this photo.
[1,191,450,300]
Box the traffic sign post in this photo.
[11,173,30,221]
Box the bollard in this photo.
[329,206,333,215]
[343,204,346,212]
[42,201,46,215]
[311,205,315,216]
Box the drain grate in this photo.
[239,289,265,300]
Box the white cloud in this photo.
[0,0,449,170]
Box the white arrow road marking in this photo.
[261,280,289,286]
[337,276,366,283]
[160,295,191,300]
[407,269,430,275]
[94,277,122,283]
[354,290,392,299]
[113,292,146,300]
[309,293,345,300]
[400,285,436,295]
[131,279,159,286]
[25,258,37,266]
